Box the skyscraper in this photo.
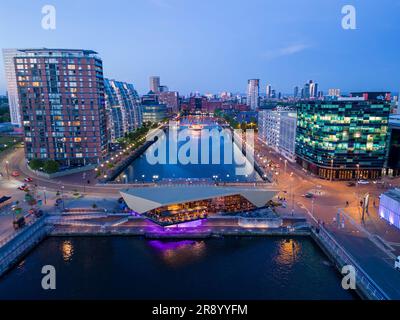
[302,80,318,99]
[149,76,160,93]
[309,81,318,98]
[266,84,272,98]
[14,48,108,167]
[294,86,299,98]
[2,49,21,126]
[303,81,310,98]
[247,79,259,110]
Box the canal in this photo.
[0,237,356,299]
[116,119,260,183]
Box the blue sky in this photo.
[0,0,399,95]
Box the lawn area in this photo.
[0,135,22,153]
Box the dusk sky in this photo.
[0,0,399,95]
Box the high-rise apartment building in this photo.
[247,79,259,110]
[104,79,142,142]
[295,95,391,180]
[149,76,160,93]
[2,49,21,126]
[14,48,108,167]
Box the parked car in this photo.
[24,177,33,183]
[358,180,370,185]
[11,171,20,177]
[13,217,25,230]
[395,256,400,271]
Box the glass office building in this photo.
[385,114,400,177]
[141,91,167,124]
[295,98,391,180]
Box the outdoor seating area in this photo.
[145,206,208,226]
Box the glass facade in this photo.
[295,100,390,180]
[141,92,167,124]
[104,79,142,142]
[145,194,256,226]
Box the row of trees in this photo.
[29,159,60,174]
[116,121,158,148]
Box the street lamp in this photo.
[61,185,65,210]
[356,164,360,184]
[5,160,9,180]
[43,187,47,205]
[284,159,287,176]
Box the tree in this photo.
[43,160,59,174]
[29,159,44,170]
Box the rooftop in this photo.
[382,188,400,203]
[14,48,99,59]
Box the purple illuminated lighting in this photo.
[165,219,204,228]
[148,240,196,251]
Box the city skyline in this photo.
[0,0,400,95]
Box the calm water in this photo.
[117,124,259,182]
[0,237,356,300]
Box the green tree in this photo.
[43,160,59,174]
[29,159,44,170]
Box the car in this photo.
[24,177,33,182]
[11,171,20,177]
[17,184,28,191]
[304,192,314,199]
[358,180,370,185]
[395,256,400,271]
[346,182,356,187]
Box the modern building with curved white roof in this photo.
[120,185,278,226]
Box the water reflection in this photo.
[148,240,206,267]
[275,239,301,267]
[61,240,74,262]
